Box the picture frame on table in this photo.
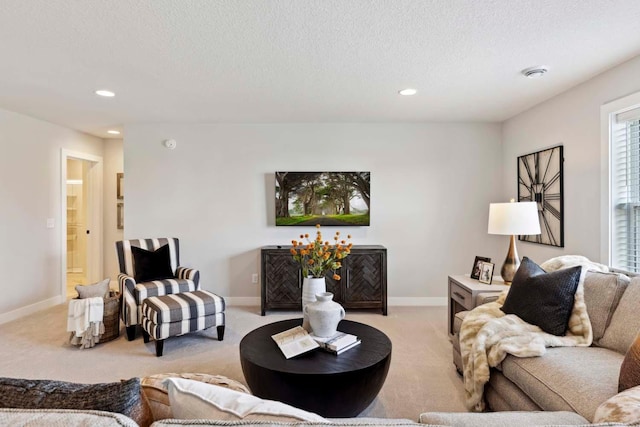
[478,261,495,284]
[471,256,491,280]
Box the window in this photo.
[610,106,640,272]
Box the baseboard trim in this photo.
[388,297,447,306]
[0,295,447,325]
[224,297,447,307]
[225,297,261,306]
[0,296,63,325]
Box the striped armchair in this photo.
[115,237,200,340]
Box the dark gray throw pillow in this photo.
[131,244,174,283]
[0,377,152,427]
[501,257,581,336]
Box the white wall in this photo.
[502,55,640,264]
[0,108,103,321]
[103,139,124,282]
[124,123,504,304]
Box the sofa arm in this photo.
[118,273,137,327]
[476,292,501,305]
[419,411,589,426]
[176,266,200,287]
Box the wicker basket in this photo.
[101,290,121,343]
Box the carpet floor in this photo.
[0,304,467,420]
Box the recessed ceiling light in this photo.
[95,89,115,97]
[521,66,549,79]
[107,130,121,135]
[398,88,417,96]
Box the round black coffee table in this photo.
[239,318,392,417]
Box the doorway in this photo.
[61,150,103,300]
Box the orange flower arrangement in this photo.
[290,224,353,279]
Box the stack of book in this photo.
[311,331,361,355]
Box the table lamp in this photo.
[488,200,541,284]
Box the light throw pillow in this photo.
[619,332,640,392]
[0,377,152,427]
[501,257,581,336]
[163,377,327,422]
[599,279,640,354]
[142,373,251,421]
[75,278,110,299]
[132,244,174,283]
[593,384,640,424]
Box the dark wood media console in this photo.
[260,245,387,316]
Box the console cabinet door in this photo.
[261,251,302,315]
[261,246,387,315]
[343,249,387,314]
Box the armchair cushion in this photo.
[134,279,198,305]
[132,245,174,283]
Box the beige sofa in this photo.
[1,370,618,427]
[0,369,636,427]
[451,270,640,423]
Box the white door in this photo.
[61,150,103,299]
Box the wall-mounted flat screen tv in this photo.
[275,172,370,226]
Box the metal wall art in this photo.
[517,145,564,247]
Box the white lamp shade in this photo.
[488,202,541,235]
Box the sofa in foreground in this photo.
[1,371,638,427]
[450,269,640,425]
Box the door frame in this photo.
[60,149,104,299]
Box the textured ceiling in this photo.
[1,0,640,138]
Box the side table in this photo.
[447,275,509,337]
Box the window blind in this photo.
[612,106,640,272]
[615,107,640,124]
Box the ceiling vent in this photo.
[521,66,548,79]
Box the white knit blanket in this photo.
[459,255,608,411]
[67,297,105,349]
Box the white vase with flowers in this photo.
[290,224,352,332]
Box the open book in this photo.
[271,326,320,359]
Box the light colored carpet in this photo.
[0,304,467,420]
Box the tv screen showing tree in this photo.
[275,172,370,226]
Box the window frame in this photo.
[600,91,640,270]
